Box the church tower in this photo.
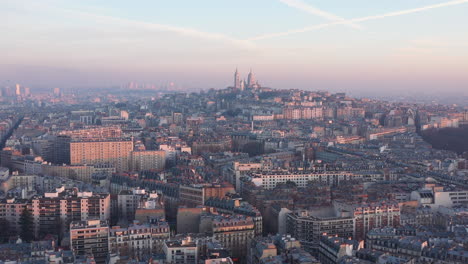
[234,68,241,89]
[247,69,255,88]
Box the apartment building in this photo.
[70,219,109,264]
[179,183,235,207]
[333,200,401,241]
[109,219,170,258]
[286,209,354,254]
[164,236,198,264]
[70,138,133,172]
[251,170,357,189]
[129,150,165,171]
[31,187,110,237]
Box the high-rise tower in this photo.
[15,84,21,96]
[234,68,241,88]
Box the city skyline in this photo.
[2,0,468,95]
[2,2,468,263]
[2,64,468,263]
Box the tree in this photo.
[223,108,242,117]
[242,142,265,157]
[285,180,297,188]
[54,217,65,246]
[421,127,468,154]
[115,102,127,108]
[0,218,10,242]
[19,207,34,242]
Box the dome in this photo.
[425,177,437,183]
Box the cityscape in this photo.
[1,1,468,264]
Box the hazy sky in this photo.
[2,0,468,95]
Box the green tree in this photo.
[0,218,10,242]
[285,180,297,188]
[242,142,265,157]
[19,207,34,242]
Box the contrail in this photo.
[279,0,362,30]
[352,0,468,22]
[9,1,255,49]
[251,0,468,40]
[61,9,255,49]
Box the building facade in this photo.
[164,236,198,264]
[333,200,401,241]
[70,219,109,264]
[129,150,165,171]
[70,138,133,172]
[109,220,170,259]
[286,209,354,254]
[31,187,110,238]
[251,170,357,189]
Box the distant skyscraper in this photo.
[234,68,241,89]
[24,87,31,96]
[15,84,21,96]
[247,69,255,88]
[53,87,61,97]
[3,86,13,96]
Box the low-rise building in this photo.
[250,170,357,189]
[205,197,263,236]
[164,236,198,264]
[179,183,235,207]
[318,234,362,264]
[109,219,170,259]
[207,214,256,262]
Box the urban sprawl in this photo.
[0,70,468,264]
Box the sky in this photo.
[2,0,468,95]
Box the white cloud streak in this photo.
[6,1,255,49]
[251,0,468,40]
[63,9,255,49]
[279,0,362,30]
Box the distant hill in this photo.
[421,127,468,155]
